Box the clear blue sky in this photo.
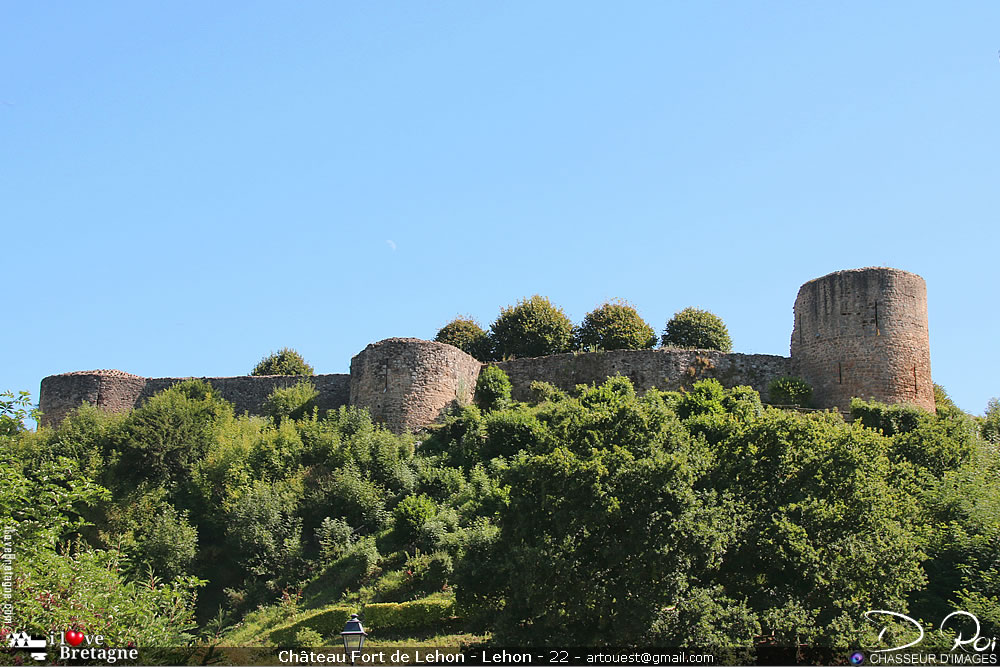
[3,2,998,418]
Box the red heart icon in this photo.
[66,630,84,647]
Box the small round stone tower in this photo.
[39,369,148,428]
[790,267,934,413]
[349,338,482,433]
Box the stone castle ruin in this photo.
[39,267,935,433]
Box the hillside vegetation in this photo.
[2,376,999,651]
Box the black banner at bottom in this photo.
[6,645,1000,666]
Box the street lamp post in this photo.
[340,613,367,664]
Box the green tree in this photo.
[475,365,512,412]
[767,376,813,407]
[101,487,199,581]
[0,448,202,646]
[0,390,35,437]
[112,380,233,490]
[706,409,926,645]
[983,397,1000,444]
[251,348,314,376]
[393,494,437,545]
[223,478,304,584]
[574,300,656,351]
[661,307,733,352]
[489,295,574,359]
[263,380,319,425]
[457,376,739,645]
[435,317,493,361]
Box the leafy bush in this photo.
[850,398,926,436]
[251,348,314,376]
[435,318,492,361]
[268,605,354,646]
[892,417,978,477]
[482,409,545,460]
[316,517,354,560]
[322,464,390,532]
[345,536,381,578]
[223,478,304,581]
[675,378,727,420]
[983,398,1000,444]
[661,307,732,352]
[113,380,233,489]
[293,627,324,647]
[767,376,813,407]
[12,546,204,646]
[724,385,764,421]
[247,419,305,481]
[934,384,966,420]
[475,365,512,412]
[362,599,455,632]
[393,494,437,544]
[489,295,574,359]
[104,491,199,581]
[574,300,656,351]
[1,389,35,437]
[264,381,319,424]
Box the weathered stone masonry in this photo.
[40,371,350,429]
[39,267,935,432]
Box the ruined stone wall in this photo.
[142,374,351,417]
[495,348,794,403]
[39,371,350,427]
[350,338,481,433]
[790,267,934,412]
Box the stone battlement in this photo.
[39,267,935,432]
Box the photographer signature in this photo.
[865,610,998,653]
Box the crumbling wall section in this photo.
[494,348,794,403]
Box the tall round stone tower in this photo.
[790,267,934,412]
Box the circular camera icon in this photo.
[849,652,865,665]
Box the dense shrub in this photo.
[675,378,727,420]
[393,494,437,544]
[850,397,926,436]
[292,627,324,647]
[113,380,233,489]
[482,409,545,460]
[767,376,813,407]
[315,516,354,560]
[362,599,455,632]
[475,365,512,412]
[574,300,656,351]
[489,295,574,359]
[934,384,965,420]
[0,389,35,437]
[223,479,304,581]
[983,398,1000,444]
[268,605,354,645]
[435,318,492,361]
[661,307,732,352]
[264,381,319,424]
[892,417,978,477]
[251,348,314,376]
[103,490,199,580]
[321,465,390,532]
[13,546,203,645]
[345,536,381,579]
